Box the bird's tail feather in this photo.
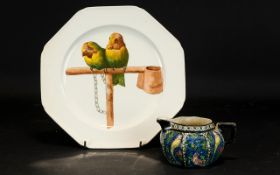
[113,74,125,86]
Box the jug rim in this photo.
[171,116,213,126]
[169,116,215,132]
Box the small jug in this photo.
[157,116,236,167]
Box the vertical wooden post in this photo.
[106,73,114,128]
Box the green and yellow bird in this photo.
[82,41,107,70]
[105,33,129,86]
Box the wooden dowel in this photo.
[65,66,150,75]
[106,74,114,128]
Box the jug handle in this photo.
[157,118,171,131]
[216,122,237,146]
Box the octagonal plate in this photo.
[41,6,185,148]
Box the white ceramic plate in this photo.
[41,6,185,148]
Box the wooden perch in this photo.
[65,66,149,75]
[65,66,162,129]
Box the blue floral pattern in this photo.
[160,129,225,167]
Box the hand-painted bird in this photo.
[82,41,107,70]
[105,33,129,86]
[82,41,107,114]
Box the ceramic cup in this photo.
[137,66,163,94]
[157,116,236,167]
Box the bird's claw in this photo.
[122,67,127,73]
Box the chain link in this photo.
[93,74,106,114]
[101,74,106,84]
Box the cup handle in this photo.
[216,122,237,146]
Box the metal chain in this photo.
[93,74,106,114]
[101,74,106,84]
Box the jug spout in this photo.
[157,118,171,131]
